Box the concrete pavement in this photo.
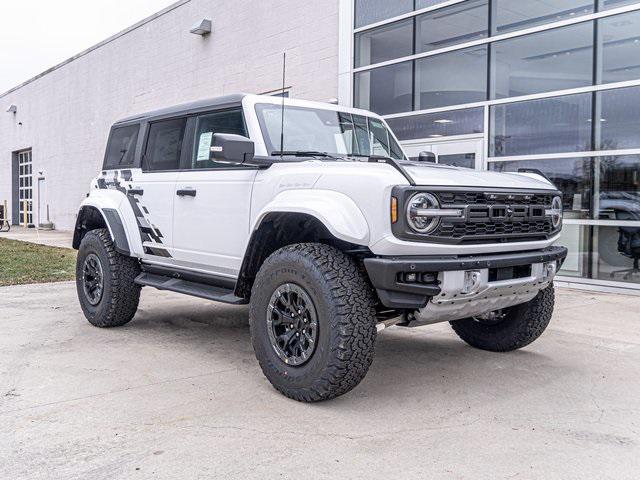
[1,282,639,479]
[0,226,73,249]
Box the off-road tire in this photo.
[76,228,141,328]
[249,243,377,402]
[450,284,555,352]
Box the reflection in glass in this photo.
[415,46,488,109]
[596,154,640,221]
[355,0,413,28]
[438,153,476,168]
[597,86,640,150]
[490,23,593,99]
[490,93,593,156]
[386,108,484,140]
[355,61,413,115]
[558,224,590,278]
[595,226,640,284]
[598,0,640,10]
[416,0,452,9]
[599,10,640,84]
[355,19,413,67]
[416,0,488,54]
[493,0,594,35]
[489,158,593,218]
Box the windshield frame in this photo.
[254,102,407,161]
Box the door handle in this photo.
[177,188,197,197]
[128,188,144,196]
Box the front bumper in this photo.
[363,246,568,313]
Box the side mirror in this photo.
[211,133,255,165]
[418,151,436,163]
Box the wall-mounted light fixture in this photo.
[190,19,212,36]
[6,104,17,114]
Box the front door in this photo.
[402,138,484,170]
[172,109,257,279]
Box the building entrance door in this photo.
[17,150,33,226]
[402,138,484,170]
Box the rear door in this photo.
[132,117,187,263]
[172,108,258,278]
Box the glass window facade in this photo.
[415,46,488,109]
[490,93,593,157]
[490,22,593,99]
[597,85,640,150]
[416,0,489,53]
[386,108,484,140]
[355,62,413,115]
[493,0,594,35]
[352,0,640,288]
[355,0,413,28]
[599,10,640,84]
[355,19,413,67]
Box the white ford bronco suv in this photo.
[73,94,567,402]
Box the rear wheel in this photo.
[249,243,377,402]
[450,284,555,352]
[76,228,141,328]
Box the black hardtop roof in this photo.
[114,93,247,126]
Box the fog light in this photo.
[404,273,418,283]
[462,270,482,294]
[543,262,557,281]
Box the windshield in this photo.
[255,103,405,160]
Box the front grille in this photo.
[391,186,561,245]
[431,190,556,244]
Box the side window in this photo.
[193,109,247,169]
[104,125,139,169]
[144,118,187,171]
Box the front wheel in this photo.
[249,243,377,402]
[450,284,555,352]
[76,228,141,328]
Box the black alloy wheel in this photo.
[82,253,104,306]
[267,283,319,366]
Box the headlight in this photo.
[546,196,563,229]
[406,192,463,234]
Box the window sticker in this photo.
[197,132,213,161]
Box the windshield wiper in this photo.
[271,150,339,159]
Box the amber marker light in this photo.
[391,196,398,224]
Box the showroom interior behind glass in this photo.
[353,0,640,287]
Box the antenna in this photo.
[279,52,286,157]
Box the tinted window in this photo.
[416,0,453,9]
[493,0,594,34]
[355,19,413,67]
[593,226,640,285]
[104,125,139,168]
[598,86,640,150]
[144,118,187,171]
[354,61,413,115]
[491,22,593,99]
[490,93,593,156]
[387,108,484,141]
[355,0,413,28]
[416,0,488,54]
[595,154,640,221]
[599,10,640,84]
[599,0,639,10]
[439,153,476,168]
[193,109,247,169]
[415,45,488,109]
